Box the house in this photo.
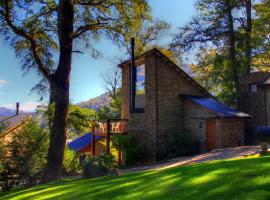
[0,114,31,144]
[67,133,104,155]
[239,71,270,142]
[119,48,250,162]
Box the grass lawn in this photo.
[1,155,270,200]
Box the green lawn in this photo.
[1,155,270,200]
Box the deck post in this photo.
[92,121,96,156]
[106,119,111,154]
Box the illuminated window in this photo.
[250,84,257,93]
[131,63,145,112]
[135,64,145,110]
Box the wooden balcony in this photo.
[91,119,128,156]
[92,119,128,136]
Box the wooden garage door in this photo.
[207,120,217,152]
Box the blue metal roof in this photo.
[257,126,270,136]
[67,133,102,152]
[187,96,250,118]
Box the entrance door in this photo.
[207,119,217,152]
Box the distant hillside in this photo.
[78,93,112,110]
[0,107,30,116]
[0,107,16,116]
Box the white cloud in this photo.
[3,101,40,112]
[0,79,8,88]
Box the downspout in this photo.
[130,38,135,112]
[155,54,158,161]
[264,87,268,126]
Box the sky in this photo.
[0,0,196,112]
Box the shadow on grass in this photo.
[1,156,270,200]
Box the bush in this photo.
[63,148,81,175]
[112,133,147,166]
[1,119,49,188]
[82,154,117,178]
[157,131,200,161]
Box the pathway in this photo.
[120,146,261,174]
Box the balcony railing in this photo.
[91,119,128,156]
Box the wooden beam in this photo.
[92,121,96,156]
[106,119,111,154]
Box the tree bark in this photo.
[43,0,74,182]
[226,0,241,108]
[244,0,252,74]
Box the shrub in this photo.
[3,119,49,188]
[112,133,147,166]
[157,131,200,161]
[82,154,117,178]
[63,148,81,175]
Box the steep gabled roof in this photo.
[185,95,251,118]
[119,48,213,97]
[0,114,31,136]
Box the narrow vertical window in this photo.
[250,84,257,93]
[135,64,145,110]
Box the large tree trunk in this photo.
[226,0,241,108]
[244,0,252,74]
[43,0,74,182]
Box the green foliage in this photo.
[171,0,262,105]
[112,133,146,165]
[82,154,117,178]
[0,121,8,133]
[98,90,121,119]
[191,48,236,106]
[157,131,200,161]
[0,144,6,174]
[252,0,270,70]
[41,104,98,137]
[5,119,49,186]
[63,149,80,175]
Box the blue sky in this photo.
[0,0,196,111]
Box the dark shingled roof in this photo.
[186,96,250,118]
[0,114,30,131]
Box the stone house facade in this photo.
[239,71,270,142]
[119,49,250,162]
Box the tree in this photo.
[252,0,270,70]
[0,0,151,182]
[171,0,254,107]
[102,67,121,99]
[40,104,98,138]
[190,48,236,105]
[6,119,49,186]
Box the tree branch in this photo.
[0,0,52,81]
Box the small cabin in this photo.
[119,48,250,162]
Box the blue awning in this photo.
[67,133,102,152]
[186,96,250,118]
[257,126,270,136]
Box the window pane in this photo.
[135,64,145,109]
[250,84,257,93]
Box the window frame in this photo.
[249,83,258,93]
[130,61,146,113]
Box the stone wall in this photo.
[216,118,244,148]
[183,100,216,152]
[121,53,157,162]
[239,72,270,128]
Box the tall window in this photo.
[250,83,257,93]
[135,64,145,110]
[131,63,145,112]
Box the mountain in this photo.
[0,107,31,116]
[78,93,112,110]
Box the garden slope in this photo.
[1,155,270,200]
